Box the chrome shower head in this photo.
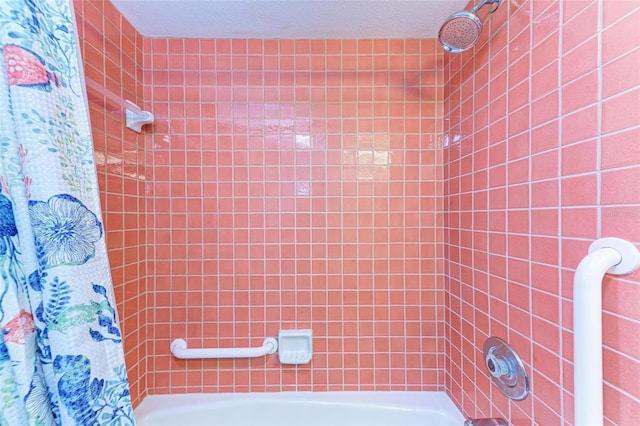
[438,0,503,53]
[438,10,483,53]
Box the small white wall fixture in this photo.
[573,237,640,426]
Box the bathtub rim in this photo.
[134,390,465,423]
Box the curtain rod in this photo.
[84,77,153,133]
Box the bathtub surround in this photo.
[144,38,444,394]
[73,0,147,406]
[73,0,640,424]
[443,0,640,424]
[75,0,444,401]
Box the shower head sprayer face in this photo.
[438,0,503,53]
[438,11,483,53]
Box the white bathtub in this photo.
[134,391,465,426]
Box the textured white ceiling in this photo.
[110,0,471,39]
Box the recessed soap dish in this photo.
[278,329,312,365]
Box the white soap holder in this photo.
[278,329,312,364]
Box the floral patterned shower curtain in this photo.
[0,0,134,424]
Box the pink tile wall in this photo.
[143,39,444,393]
[443,0,640,424]
[74,0,147,406]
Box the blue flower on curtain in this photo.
[0,193,18,250]
[54,354,102,425]
[0,193,19,320]
[30,194,102,268]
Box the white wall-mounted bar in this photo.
[574,238,640,426]
[84,78,153,133]
[170,338,278,359]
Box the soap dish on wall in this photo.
[278,329,312,364]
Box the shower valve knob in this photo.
[486,353,510,378]
[483,337,529,400]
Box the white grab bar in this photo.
[170,338,278,359]
[573,238,640,426]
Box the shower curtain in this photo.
[0,0,134,424]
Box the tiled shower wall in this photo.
[143,39,444,393]
[74,0,147,405]
[74,0,640,420]
[443,0,640,425]
[75,0,444,401]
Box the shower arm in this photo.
[470,0,502,14]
